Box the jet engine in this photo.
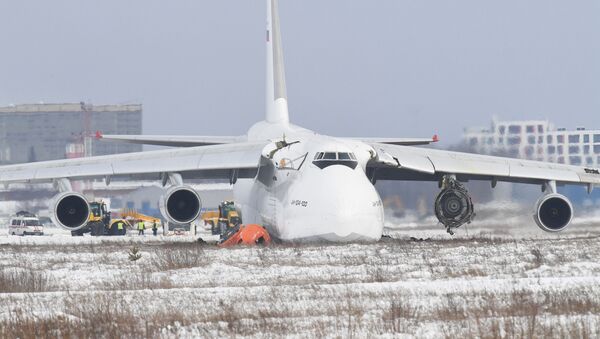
[159,186,202,224]
[534,193,573,232]
[49,192,90,230]
[434,177,475,234]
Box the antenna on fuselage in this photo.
[265,0,290,125]
[268,134,300,159]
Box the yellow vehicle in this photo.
[72,200,111,236]
[201,211,221,235]
[219,201,242,227]
[120,209,162,233]
[201,201,243,236]
[71,202,144,236]
[108,218,130,236]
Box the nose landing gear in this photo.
[434,175,475,235]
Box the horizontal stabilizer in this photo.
[355,135,439,146]
[97,132,242,147]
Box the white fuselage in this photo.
[233,121,385,242]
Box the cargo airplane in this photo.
[1,0,598,242]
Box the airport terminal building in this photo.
[463,118,600,167]
[0,103,142,164]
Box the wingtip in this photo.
[432,134,440,142]
[95,131,103,139]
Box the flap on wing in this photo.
[97,132,242,147]
[579,170,600,184]
[508,161,579,182]
[0,141,267,183]
[425,151,510,177]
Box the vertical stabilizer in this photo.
[265,0,290,125]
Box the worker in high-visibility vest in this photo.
[152,221,158,236]
[137,221,145,235]
[117,221,124,235]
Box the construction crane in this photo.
[80,101,92,158]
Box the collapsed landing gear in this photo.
[434,175,475,235]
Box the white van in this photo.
[8,212,44,236]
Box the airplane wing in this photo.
[0,141,267,184]
[368,143,600,188]
[97,132,242,147]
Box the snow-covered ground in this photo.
[1,212,600,337]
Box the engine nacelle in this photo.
[434,184,475,234]
[534,193,573,232]
[159,186,202,224]
[49,192,90,230]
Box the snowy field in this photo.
[1,211,600,338]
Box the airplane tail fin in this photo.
[265,0,290,125]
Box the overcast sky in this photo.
[0,0,598,143]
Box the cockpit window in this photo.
[323,152,337,160]
[312,152,358,169]
[338,152,351,160]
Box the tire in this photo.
[89,222,106,236]
[108,223,116,236]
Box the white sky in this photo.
[0,0,598,143]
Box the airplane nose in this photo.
[282,165,384,242]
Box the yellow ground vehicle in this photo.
[71,200,111,236]
[71,203,158,236]
[201,211,221,235]
[202,201,243,236]
[107,218,130,236]
[219,201,242,227]
[120,209,161,225]
[120,209,162,234]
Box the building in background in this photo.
[462,117,600,206]
[0,102,142,164]
[463,117,600,167]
